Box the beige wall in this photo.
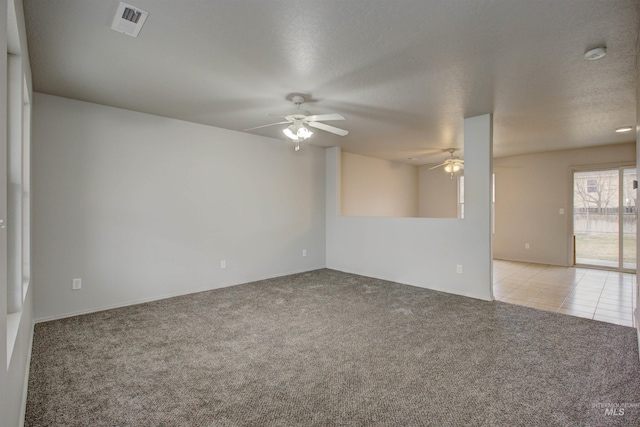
[340,151,418,217]
[493,143,635,266]
[418,166,460,218]
[340,151,463,218]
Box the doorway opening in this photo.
[572,166,636,272]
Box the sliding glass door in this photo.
[573,167,636,271]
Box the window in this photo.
[6,0,32,365]
[458,175,465,219]
[458,174,495,227]
[6,55,30,314]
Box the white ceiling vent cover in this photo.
[111,2,149,37]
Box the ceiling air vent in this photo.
[111,2,149,37]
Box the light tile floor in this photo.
[493,259,637,327]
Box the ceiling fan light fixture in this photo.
[444,163,453,173]
[452,163,461,172]
[283,123,313,141]
[283,125,299,141]
[297,126,313,139]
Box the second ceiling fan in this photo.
[428,148,464,178]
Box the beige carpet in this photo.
[26,269,640,426]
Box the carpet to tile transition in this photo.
[25,269,640,426]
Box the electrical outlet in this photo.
[525,243,530,249]
[456,265,463,274]
[72,278,82,290]
[559,208,565,215]
[220,260,227,269]
[302,249,307,257]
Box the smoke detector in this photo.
[111,2,149,37]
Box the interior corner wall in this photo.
[493,143,635,266]
[326,115,493,301]
[32,93,326,321]
[340,151,418,217]
[418,166,459,218]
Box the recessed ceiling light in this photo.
[615,126,633,133]
[584,46,607,60]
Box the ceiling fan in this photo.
[243,95,349,151]
[428,148,464,178]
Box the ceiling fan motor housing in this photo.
[291,95,306,105]
[285,110,311,119]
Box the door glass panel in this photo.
[622,168,637,270]
[573,169,619,268]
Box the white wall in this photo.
[326,115,493,300]
[340,152,418,217]
[493,143,635,266]
[32,94,326,321]
[418,166,460,218]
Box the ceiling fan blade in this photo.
[305,113,345,122]
[243,121,290,132]
[307,121,349,136]
[428,162,448,170]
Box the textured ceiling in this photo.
[24,0,639,163]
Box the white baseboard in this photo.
[326,265,492,302]
[34,266,326,323]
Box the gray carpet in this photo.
[26,269,640,426]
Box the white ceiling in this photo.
[24,0,638,164]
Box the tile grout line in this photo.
[589,271,608,320]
